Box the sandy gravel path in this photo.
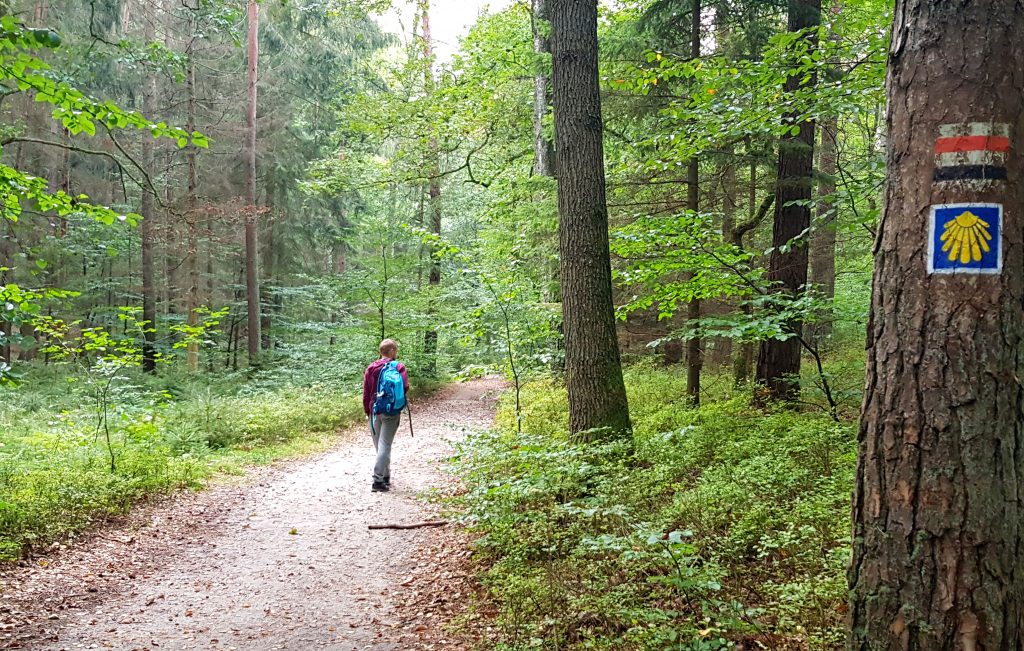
[0,378,502,651]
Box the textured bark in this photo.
[244,0,261,366]
[551,0,631,440]
[531,0,555,178]
[140,5,157,373]
[848,3,1024,649]
[755,0,820,402]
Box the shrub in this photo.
[451,366,856,650]
[0,361,379,561]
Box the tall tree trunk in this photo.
[244,0,261,366]
[531,0,562,374]
[733,156,771,386]
[140,4,158,373]
[714,148,738,367]
[848,2,1024,649]
[754,0,820,403]
[260,187,276,351]
[684,0,702,406]
[809,116,837,338]
[809,2,841,341]
[0,221,12,364]
[551,0,631,440]
[185,32,200,372]
[531,0,555,178]
[420,0,441,375]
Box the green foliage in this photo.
[452,365,857,650]
[613,210,761,319]
[0,16,206,226]
[0,349,403,561]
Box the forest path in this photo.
[1,377,503,651]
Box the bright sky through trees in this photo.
[377,0,513,61]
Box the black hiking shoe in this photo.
[371,481,389,492]
[383,477,391,488]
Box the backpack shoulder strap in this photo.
[377,360,396,391]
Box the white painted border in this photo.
[938,123,1011,138]
[926,203,1004,275]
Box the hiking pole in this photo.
[401,401,413,438]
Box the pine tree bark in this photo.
[849,2,1024,649]
[140,4,158,373]
[755,0,820,402]
[244,0,261,366]
[551,0,631,440]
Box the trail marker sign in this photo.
[928,203,1003,275]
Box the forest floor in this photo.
[0,377,504,651]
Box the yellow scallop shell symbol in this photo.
[941,210,992,264]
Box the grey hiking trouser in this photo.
[370,413,401,483]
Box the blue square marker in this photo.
[928,203,1003,274]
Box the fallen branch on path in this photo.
[367,520,448,531]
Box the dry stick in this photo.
[367,521,448,531]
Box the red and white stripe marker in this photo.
[934,122,1011,186]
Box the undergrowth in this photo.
[0,350,437,562]
[451,363,857,651]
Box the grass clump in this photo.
[453,363,856,650]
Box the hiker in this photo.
[362,339,410,492]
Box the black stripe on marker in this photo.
[934,165,1008,182]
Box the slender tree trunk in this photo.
[755,0,820,403]
[849,2,1024,648]
[260,206,275,351]
[185,34,200,373]
[809,2,841,341]
[420,1,441,375]
[244,0,261,366]
[733,156,769,386]
[0,221,12,364]
[531,0,555,177]
[551,0,631,440]
[809,116,837,338]
[140,6,158,373]
[685,0,702,406]
[531,0,562,374]
[715,148,738,367]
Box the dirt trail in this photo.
[1,378,503,651]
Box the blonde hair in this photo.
[379,339,398,358]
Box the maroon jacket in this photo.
[362,358,410,416]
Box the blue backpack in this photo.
[373,361,406,417]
